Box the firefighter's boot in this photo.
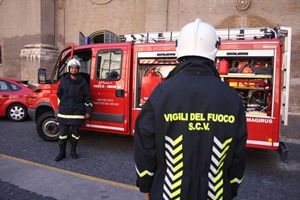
[55,140,67,161]
[70,138,79,159]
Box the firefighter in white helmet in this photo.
[55,58,93,161]
[134,18,247,200]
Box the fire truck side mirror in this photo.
[38,68,47,84]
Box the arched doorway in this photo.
[89,30,119,44]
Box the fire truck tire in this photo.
[36,111,59,141]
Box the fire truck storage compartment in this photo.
[217,56,274,117]
[136,58,176,107]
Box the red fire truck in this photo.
[28,26,291,161]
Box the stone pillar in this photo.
[20,0,59,83]
[20,44,58,83]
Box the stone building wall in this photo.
[60,0,300,113]
[0,0,58,82]
[0,0,299,113]
[0,0,41,78]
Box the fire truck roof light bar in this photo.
[120,27,281,43]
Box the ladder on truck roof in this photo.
[119,27,287,43]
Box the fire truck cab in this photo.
[28,27,291,161]
[28,37,178,139]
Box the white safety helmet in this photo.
[67,58,81,69]
[176,18,220,62]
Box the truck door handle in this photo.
[115,89,125,97]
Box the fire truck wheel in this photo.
[36,111,59,141]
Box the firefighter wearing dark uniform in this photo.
[134,19,247,200]
[55,58,93,161]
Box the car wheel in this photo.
[36,111,59,141]
[7,103,27,122]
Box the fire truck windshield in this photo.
[52,49,92,82]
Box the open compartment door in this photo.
[78,32,85,46]
[280,26,292,126]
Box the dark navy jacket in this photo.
[57,73,92,125]
[134,57,247,200]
